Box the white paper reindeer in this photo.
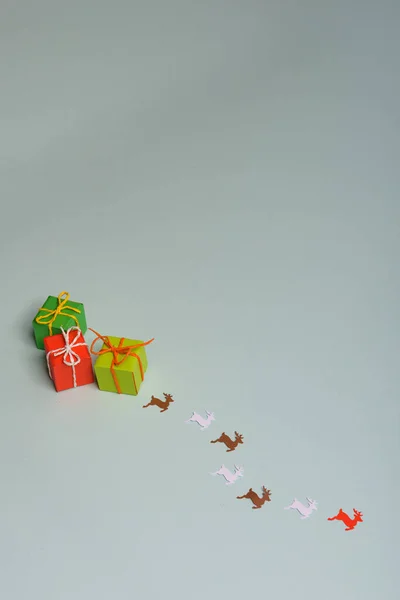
[185,410,215,430]
[211,464,244,485]
[284,497,318,519]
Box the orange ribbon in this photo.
[89,328,154,394]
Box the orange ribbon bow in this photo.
[89,328,154,394]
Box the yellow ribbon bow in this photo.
[35,291,81,336]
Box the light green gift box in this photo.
[90,330,154,395]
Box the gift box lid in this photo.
[33,294,85,330]
[44,329,91,367]
[94,336,148,373]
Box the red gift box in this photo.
[44,327,94,392]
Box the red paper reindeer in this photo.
[327,508,363,531]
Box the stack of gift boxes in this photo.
[33,291,154,394]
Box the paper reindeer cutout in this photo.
[237,486,271,509]
[327,508,363,531]
[211,464,244,485]
[143,393,174,412]
[285,497,318,519]
[185,410,215,430]
[210,431,244,452]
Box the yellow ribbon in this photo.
[35,291,81,336]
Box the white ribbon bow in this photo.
[46,327,88,388]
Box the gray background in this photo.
[0,1,399,599]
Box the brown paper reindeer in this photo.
[143,393,174,412]
[210,431,244,452]
[237,486,272,509]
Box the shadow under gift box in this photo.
[44,330,94,392]
[33,292,87,350]
[92,336,150,396]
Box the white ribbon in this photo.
[46,327,88,388]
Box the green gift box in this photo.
[90,330,154,396]
[33,291,87,350]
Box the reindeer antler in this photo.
[235,431,243,440]
[262,486,272,499]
